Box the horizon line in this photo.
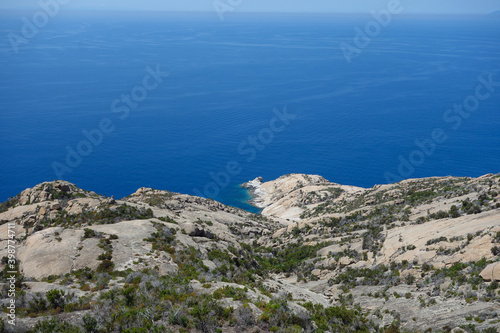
[0,8,496,16]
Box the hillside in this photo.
[0,173,500,332]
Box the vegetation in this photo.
[252,242,332,277]
[3,175,500,331]
[144,222,177,254]
[426,236,448,246]
[32,203,154,230]
[331,265,400,288]
[0,194,20,214]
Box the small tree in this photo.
[449,205,460,218]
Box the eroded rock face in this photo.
[15,220,181,279]
[17,227,82,280]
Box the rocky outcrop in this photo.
[18,180,97,205]
[380,210,500,267]
[1,181,280,281]
[183,222,214,239]
[480,262,500,282]
[244,174,363,222]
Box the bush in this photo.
[213,286,247,301]
[168,307,189,327]
[235,304,255,327]
[145,224,176,254]
[46,289,66,310]
[29,318,81,333]
[426,236,447,246]
[122,287,136,307]
[384,322,400,333]
[83,228,96,239]
[301,302,375,332]
[0,195,20,214]
[449,205,461,218]
[189,298,225,333]
[487,281,499,291]
[82,313,98,333]
[97,252,112,261]
[45,204,154,227]
[333,265,399,288]
[256,242,332,274]
[429,210,449,220]
[461,200,482,215]
[96,260,114,273]
[405,275,415,285]
[260,297,309,329]
[27,294,48,314]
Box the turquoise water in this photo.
[0,12,499,211]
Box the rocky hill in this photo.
[0,174,499,332]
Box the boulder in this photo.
[51,203,61,211]
[479,262,500,282]
[203,260,218,271]
[183,223,214,239]
[39,191,50,202]
[38,206,47,215]
[311,269,322,277]
[339,256,354,266]
[55,184,71,192]
[158,262,179,276]
[451,328,467,333]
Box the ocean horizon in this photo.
[1,11,499,212]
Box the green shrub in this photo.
[96,260,114,273]
[426,236,447,246]
[449,205,460,218]
[83,228,96,239]
[27,294,48,314]
[29,318,81,333]
[46,289,66,310]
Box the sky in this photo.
[0,0,498,15]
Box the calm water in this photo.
[1,12,499,212]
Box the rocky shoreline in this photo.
[241,176,267,209]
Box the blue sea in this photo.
[1,11,499,212]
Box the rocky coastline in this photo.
[2,173,500,331]
[241,176,266,209]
